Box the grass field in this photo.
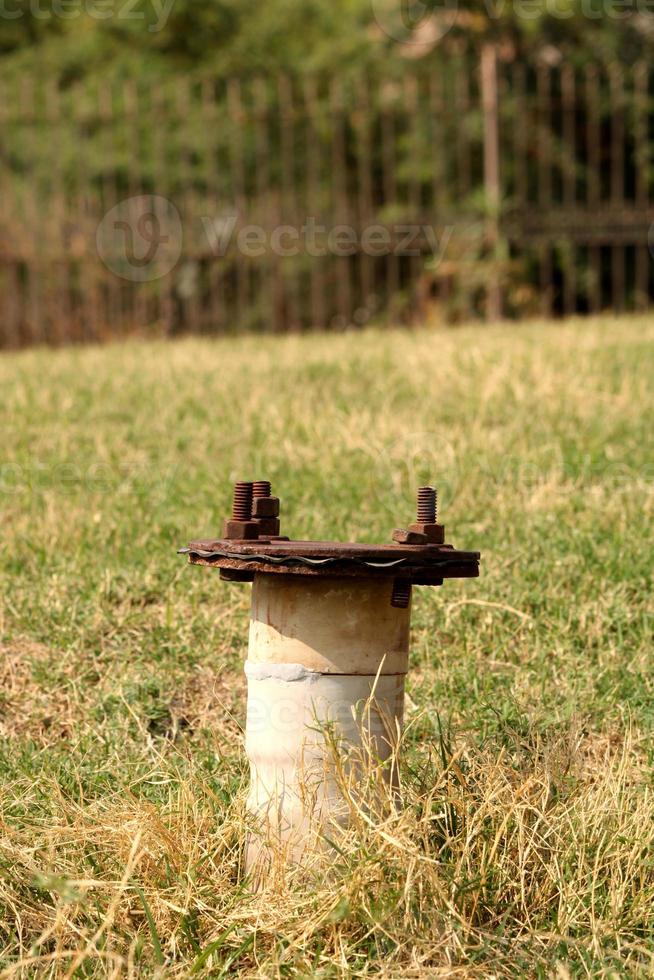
[1,315,653,977]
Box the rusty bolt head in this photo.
[252,496,280,518]
[392,528,429,545]
[223,519,260,540]
[409,522,445,544]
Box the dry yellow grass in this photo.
[1,718,652,977]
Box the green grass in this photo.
[0,315,653,976]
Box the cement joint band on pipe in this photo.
[248,573,411,675]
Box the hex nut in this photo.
[252,496,281,518]
[409,522,445,544]
[252,517,281,536]
[392,528,429,545]
[223,519,260,540]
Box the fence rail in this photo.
[1,50,653,347]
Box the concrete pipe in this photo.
[244,574,410,867]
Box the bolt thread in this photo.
[417,486,437,524]
[232,481,254,521]
[252,480,272,498]
[391,580,412,609]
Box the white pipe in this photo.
[244,573,411,870]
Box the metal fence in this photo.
[1,48,653,347]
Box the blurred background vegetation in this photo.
[2,0,651,81]
[1,1,653,343]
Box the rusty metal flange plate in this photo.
[180,538,480,583]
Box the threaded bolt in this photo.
[232,481,254,521]
[252,480,272,499]
[391,580,412,609]
[417,486,437,524]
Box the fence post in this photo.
[480,42,502,321]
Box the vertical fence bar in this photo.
[174,78,199,333]
[228,78,250,333]
[44,76,68,344]
[510,61,528,320]
[302,77,327,330]
[536,61,553,318]
[21,77,46,346]
[99,81,118,337]
[329,76,352,327]
[455,62,472,199]
[124,78,147,331]
[609,63,626,312]
[404,73,423,320]
[481,43,502,321]
[199,77,222,334]
[353,73,374,325]
[537,62,554,207]
[255,77,284,333]
[429,69,445,219]
[276,75,298,329]
[0,76,22,347]
[634,61,650,311]
[561,62,577,317]
[428,68,447,314]
[512,62,528,209]
[85,82,104,342]
[252,78,270,331]
[64,83,78,341]
[381,78,400,313]
[83,83,102,340]
[585,64,602,313]
[151,82,177,334]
